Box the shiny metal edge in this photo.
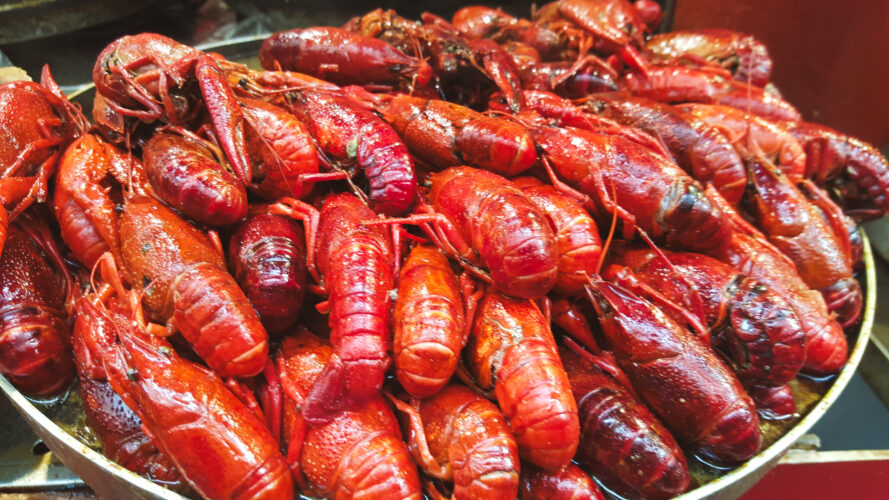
[194,34,268,53]
[779,449,889,465]
[674,231,876,500]
[0,0,57,14]
[0,376,184,499]
[859,334,889,410]
[0,388,84,490]
[0,35,877,499]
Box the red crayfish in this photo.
[274,193,395,424]
[0,213,75,399]
[93,33,252,184]
[393,245,475,398]
[0,67,86,257]
[583,275,762,465]
[270,329,421,498]
[465,289,580,470]
[389,384,520,499]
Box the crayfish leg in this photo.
[194,55,253,185]
[385,393,449,478]
[606,264,711,344]
[259,358,283,442]
[270,196,321,284]
[562,335,640,402]
[289,171,349,199]
[0,177,36,259]
[0,205,6,258]
[551,298,601,355]
[365,212,476,266]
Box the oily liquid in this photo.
[36,386,100,451]
[30,313,861,499]
[29,366,843,499]
[686,372,837,489]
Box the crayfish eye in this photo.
[677,184,701,213]
[390,64,404,73]
[596,298,613,315]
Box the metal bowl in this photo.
[0,35,878,500]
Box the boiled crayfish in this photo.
[0,3,879,499]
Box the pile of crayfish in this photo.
[0,0,883,498]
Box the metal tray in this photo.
[0,0,158,45]
[0,35,878,500]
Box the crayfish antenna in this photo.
[635,226,709,337]
[241,110,299,197]
[561,335,640,401]
[40,65,90,135]
[387,221,429,276]
[88,253,114,306]
[552,54,617,90]
[91,251,127,302]
[595,173,620,275]
[130,280,169,338]
[618,45,649,77]
[363,211,493,286]
[423,478,451,500]
[541,154,590,205]
[609,262,711,344]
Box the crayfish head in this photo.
[93,38,138,108]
